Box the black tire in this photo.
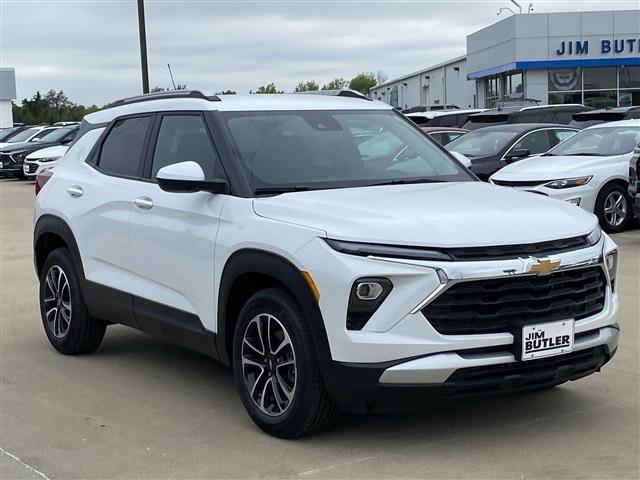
[39,248,106,355]
[232,288,338,438]
[595,182,633,234]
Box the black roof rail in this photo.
[294,89,373,101]
[110,90,221,107]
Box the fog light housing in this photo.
[566,197,581,206]
[605,250,618,292]
[347,278,393,330]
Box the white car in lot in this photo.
[33,90,619,438]
[22,145,69,178]
[491,120,640,233]
[0,126,60,148]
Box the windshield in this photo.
[4,127,41,143]
[36,126,78,143]
[446,128,519,157]
[548,126,640,156]
[0,127,21,142]
[222,110,474,194]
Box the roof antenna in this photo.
[167,63,177,90]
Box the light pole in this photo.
[137,0,150,94]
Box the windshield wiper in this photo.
[566,152,607,156]
[254,186,310,195]
[368,178,442,187]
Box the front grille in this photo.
[24,163,38,174]
[492,179,549,187]
[446,235,589,261]
[0,153,14,167]
[422,266,606,335]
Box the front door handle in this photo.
[134,196,154,210]
[67,186,84,198]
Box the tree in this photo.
[294,80,319,92]
[214,90,237,95]
[349,73,377,95]
[253,83,283,94]
[376,70,388,84]
[321,78,348,90]
[12,90,103,124]
[150,84,187,93]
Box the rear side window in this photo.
[150,115,222,180]
[98,116,152,177]
[552,129,576,144]
[511,130,552,154]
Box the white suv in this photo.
[33,90,620,438]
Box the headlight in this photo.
[325,239,452,261]
[544,176,592,189]
[605,250,618,292]
[347,277,393,330]
[586,226,602,246]
[39,156,61,163]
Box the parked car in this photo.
[491,120,640,233]
[629,143,640,220]
[493,98,541,109]
[409,109,486,128]
[33,90,619,438]
[403,104,459,114]
[446,123,578,180]
[421,126,468,145]
[570,107,640,129]
[0,125,33,144]
[0,125,60,148]
[464,104,593,130]
[0,125,77,178]
[22,145,69,179]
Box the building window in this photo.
[483,71,523,107]
[548,66,640,107]
[548,68,582,91]
[620,66,640,89]
[389,87,399,107]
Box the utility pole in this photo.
[137,0,150,94]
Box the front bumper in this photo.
[323,326,618,410]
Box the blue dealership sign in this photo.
[556,39,640,56]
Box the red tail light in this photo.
[35,170,54,195]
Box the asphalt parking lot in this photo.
[1,178,638,480]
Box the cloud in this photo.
[1,0,637,106]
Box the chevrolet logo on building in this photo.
[529,258,561,275]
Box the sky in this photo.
[1,0,638,106]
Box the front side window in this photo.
[510,130,552,155]
[223,110,473,194]
[98,116,152,177]
[446,129,518,157]
[552,129,577,144]
[6,127,41,143]
[150,115,221,179]
[31,128,58,141]
[547,127,640,157]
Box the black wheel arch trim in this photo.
[216,248,332,370]
[34,214,85,279]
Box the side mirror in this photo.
[156,161,228,194]
[505,148,530,162]
[450,151,472,168]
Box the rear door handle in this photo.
[67,186,84,198]
[134,196,154,210]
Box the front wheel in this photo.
[232,288,338,438]
[39,248,106,354]
[595,183,632,233]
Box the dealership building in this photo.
[0,68,17,128]
[371,9,640,110]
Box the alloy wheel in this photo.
[241,313,297,416]
[603,191,627,228]
[43,265,72,339]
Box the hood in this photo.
[26,145,69,160]
[253,182,597,248]
[0,141,34,152]
[0,139,64,153]
[492,153,631,180]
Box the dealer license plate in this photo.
[522,320,574,361]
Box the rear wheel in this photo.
[232,288,338,438]
[595,183,632,233]
[39,248,106,354]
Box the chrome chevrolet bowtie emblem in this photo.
[529,257,561,275]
